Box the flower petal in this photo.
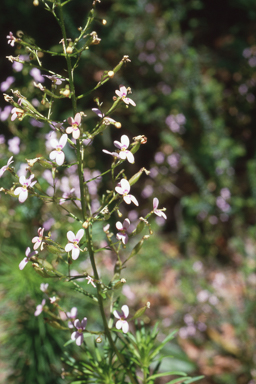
[120,179,130,192]
[122,321,129,333]
[67,231,75,242]
[76,229,84,241]
[121,135,129,147]
[72,247,80,260]
[121,305,129,318]
[153,197,159,210]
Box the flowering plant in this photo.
[0,1,203,383]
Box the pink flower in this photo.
[0,156,14,178]
[67,307,78,328]
[114,135,134,163]
[71,317,87,346]
[115,85,136,106]
[6,32,16,47]
[115,179,139,206]
[116,219,130,244]
[49,134,67,166]
[66,113,81,139]
[34,299,46,316]
[65,229,84,260]
[49,296,57,304]
[14,174,37,203]
[153,197,167,219]
[113,305,129,333]
[40,283,48,292]
[32,227,45,250]
[19,247,38,270]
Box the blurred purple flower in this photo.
[1,76,15,92]
[34,299,46,316]
[0,106,12,121]
[8,137,20,154]
[30,68,45,82]
[67,307,78,328]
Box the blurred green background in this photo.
[1,0,256,383]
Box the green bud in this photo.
[130,306,147,321]
[129,167,150,186]
[126,235,150,262]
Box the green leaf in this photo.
[147,371,187,381]
[184,376,204,383]
[149,330,177,359]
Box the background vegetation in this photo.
[1,0,256,383]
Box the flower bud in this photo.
[60,88,70,97]
[82,220,89,229]
[96,336,102,343]
[33,0,39,6]
[129,167,150,186]
[114,122,122,129]
[102,19,107,25]
[113,279,126,290]
[66,45,73,54]
[108,70,114,78]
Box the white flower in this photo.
[115,179,139,206]
[0,156,14,178]
[113,135,134,163]
[14,174,37,203]
[113,305,129,333]
[116,219,130,244]
[65,229,84,260]
[19,247,38,270]
[115,85,136,106]
[49,134,67,166]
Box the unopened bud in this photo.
[102,19,107,25]
[129,167,150,186]
[121,278,126,283]
[108,70,114,78]
[33,0,39,5]
[61,88,70,97]
[66,45,73,54]
[146,301,150,308]
[114,122,122,129]
[96,336,102,343]
[83,220,89,229]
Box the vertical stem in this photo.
[58,3,138,383]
